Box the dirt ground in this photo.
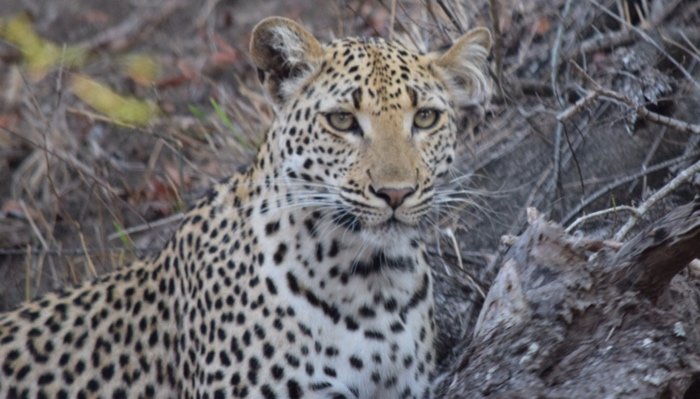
[0,0,698,324]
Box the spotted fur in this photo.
[0,17,490,398]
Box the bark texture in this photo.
[435,200,700,398]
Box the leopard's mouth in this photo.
[331,209,418,233]
[330,194,428,234]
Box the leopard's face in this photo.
[251,18,491,246]
[278,39,457,233]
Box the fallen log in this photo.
[436,199,700,398]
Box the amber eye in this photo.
[413,109,440,129]
[326,112,358,132]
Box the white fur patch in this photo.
[437,43,491,106]
[269,25,308,67]
[268,25,322,103]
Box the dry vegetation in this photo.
[1,0,699,396]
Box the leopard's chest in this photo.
[180,206,437,398]
[300,294,435,398]
[256,253,437,399]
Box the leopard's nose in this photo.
[369,186,416,209]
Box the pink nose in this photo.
[370,186,415,209]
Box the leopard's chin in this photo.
[373,217,416,231]
[368,212,423,230]
[360,217,421,245]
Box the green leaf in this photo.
[72,74,158,125]
[188,104,206,121]
[112,220,133,249]
[210,97,234,131]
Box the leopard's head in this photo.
[251,17,490,246]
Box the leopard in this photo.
[0,16,491,399]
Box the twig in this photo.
[19,201,49,253]
[443,228,486,299]
[596,88,700,135]
[550,123,564,202]
[565,205,639,233]
[78,231,98,278]
[562,150,700,225]
[557,91,600,121]
[665,31,700,64]
[614,158,700,240]
[19,200,48,300]
[556,81,700,135]
[549,0,574,209]
[551,0,573,103]
[24,246,31,301]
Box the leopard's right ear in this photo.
[250,17,324,107]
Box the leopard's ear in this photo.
[433,28,492,106]
[250,17,324,106]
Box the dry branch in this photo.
[557,80,700,135]
[561,150,700,225]
[565,204,639,233]
[596,88,700,135]
[614,159,700,240]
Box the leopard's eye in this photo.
[413,109,440,129]
[326,112,358,132]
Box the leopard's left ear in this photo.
[250,17,325,107]
[433,28,492,104]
